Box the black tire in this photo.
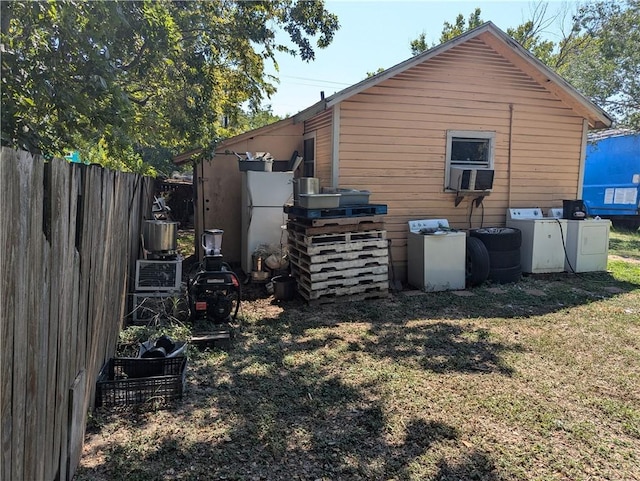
[470,227,522,251]
[489,264,522,284]
[488,249,521,269]
[466,236,490,287]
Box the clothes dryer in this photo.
[547,209,611,272]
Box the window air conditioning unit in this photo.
[448,167,494,192]
[135,259,182,291]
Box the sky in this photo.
[264,0,578,117]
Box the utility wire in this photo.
[277,74,353,86]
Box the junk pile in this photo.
[250,243,289,283]
[95,335,188,408]
[234,151,275,172]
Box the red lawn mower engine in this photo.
[188,229,241,324]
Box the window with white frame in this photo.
[445,130,495,190]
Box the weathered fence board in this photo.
[0,147,154,480]
[45,160,60,478]
[37,241,51,481]
[0,149,15,481]
[55,158,73,481]
[25,155,46,481]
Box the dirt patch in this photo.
[603,286,625,294]
[609,254,640,264]
[523,289,546,296]
[451,290,475,297]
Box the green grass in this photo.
[176,229,195,258]
[76,231,640,481]
[609,228,640,261]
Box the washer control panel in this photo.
[507,208,544,220]
[547,208,564,219]
[408,219,450,233]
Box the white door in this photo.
[243,206,288,274]
[242,171,293,274]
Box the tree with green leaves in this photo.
[505,3,559,67]
[410,8,483,55]
[1,0,338,172]
[408,1,639,128]
[561,0,639,127]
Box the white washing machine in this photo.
[407,219,466,292]
[506,208,567,274]
[547,209,610,272]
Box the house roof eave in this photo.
[475,28,612,129]
[173,148,203,165]
[321,22,612,129]
[215,116,296,151]
[292,100,327,123]
[176,21,613,155]
[172,117,297,164]
[324,23,497,108]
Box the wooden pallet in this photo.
[289,245,388,263]
[298,280,389,301]
[297,271,389,291]
[288,237,388,256]
[286,220,390,304]
[288,215,385,228]
[288,229,387,246]
[287,220,385,236]
[289,249,389,273]
[294,263,388,283]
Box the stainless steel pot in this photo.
[293,177,320,206]
[142,220,178,252]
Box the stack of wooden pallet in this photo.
[286,212,389,303]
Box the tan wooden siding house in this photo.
[176,22,611,281]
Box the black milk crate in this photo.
[95,356,187,407]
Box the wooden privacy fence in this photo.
[0,148,154,481]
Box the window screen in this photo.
[303,137,315,177]
[450,138,490,165]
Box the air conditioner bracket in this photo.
[454,192,489,207]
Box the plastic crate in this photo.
[95,356,187,407]
[238,159,272,171]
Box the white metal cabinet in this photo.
[506,209,567,274]
[407,219,466,292]
[564,219,610,272]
